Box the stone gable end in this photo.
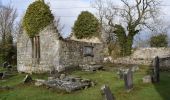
[17,24,104,73]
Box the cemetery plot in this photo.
[0,65,169,100]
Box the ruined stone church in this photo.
[17,24,104,73]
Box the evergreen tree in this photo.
[150,34,168,47]
[73,11,100,39]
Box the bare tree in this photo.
[0,5,17,42]
[54,18,64,36]
[149,18,170,35]
[13,19,24,41]
[93,0,161,56]
[92,0,116,44]
[0,5,17,63]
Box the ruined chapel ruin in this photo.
[17,24,104,73]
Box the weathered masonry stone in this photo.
[113,48,170,70]
[17,24,104,73]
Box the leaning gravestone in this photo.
[101,85,115,100]
[23,75,33,83]
[152,56,160,83]
[124,69,133,91]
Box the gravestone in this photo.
[117,69,124,79]
[101,85,115,100]
[7,65,12,69]
[124,69,133,91]
[152,56,160,83]
[23,75,33,83]
[0,72,5,79]
[3,62,9,68]
[117,68,129,80]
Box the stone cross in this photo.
[152,56,160,83]
[101,85,115,100]
[124,69,133,91]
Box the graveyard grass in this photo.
[0,65,170,100]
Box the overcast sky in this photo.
[1,0,170,40]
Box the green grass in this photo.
[0,65,170,100]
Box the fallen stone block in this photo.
[143,75,152,83]
[60,74,66,80]
[79,64,103,72]
[44,76,93,93]
[35,79,46,86]
[0,86,13,90]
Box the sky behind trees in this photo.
[1,0,170,40]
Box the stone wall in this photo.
[17,25,60,73]
[113,48,170,69]
[17,24,104,73]
[58,40,104,71]
[159,56,170,70]
[17,31,32,73]
[132,48,170,60]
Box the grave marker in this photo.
[101,85,115,100]
[124,69,133,91]
[152,56,160,83]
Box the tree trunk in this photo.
[125,35,133,56]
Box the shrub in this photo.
[108,42,121,58]
[73,11,100,39]
[150,34,168,47]
[23,1,54,37]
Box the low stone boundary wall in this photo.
[113,48,170,70]
[113,56,152,65]
[132,48,170,60]
[159,56,170,70]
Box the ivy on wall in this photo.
[23,0,54,37]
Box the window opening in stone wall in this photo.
[83,46,94,57]
[31,36,40,63]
